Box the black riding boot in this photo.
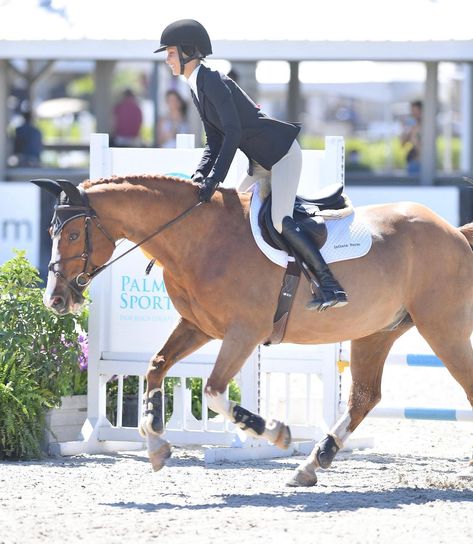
[281,216,348,311]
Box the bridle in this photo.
[49,187,202,298]
[49,197,115,298]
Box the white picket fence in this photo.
[53,133,347,462]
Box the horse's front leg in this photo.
[205,326,291,449]
[139,318,211,471]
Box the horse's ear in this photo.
[30,178,63,197]
[55,179,83,206]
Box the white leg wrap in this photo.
[205,390,235,420]
[329,410,352,449]
[294,413,352,476]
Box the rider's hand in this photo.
[192,172,204,185]
[198,177,219,203]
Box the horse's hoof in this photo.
[286,468,318,487]
[148,441,172,472]
[271,421,292,450]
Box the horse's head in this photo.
[31,179,116,315]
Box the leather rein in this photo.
[49,193,202,298]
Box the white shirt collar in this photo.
[185,64,201,98]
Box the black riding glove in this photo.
[198,177,219,203]
[192,172,204,185]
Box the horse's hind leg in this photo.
[412,324,473,408]
[288,320,413,487]
[411,317,473,477]
[140,318,211,471]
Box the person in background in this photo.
[155,19,347,311]
[13,111,42,167]
[401,100,422,175]
[112,89,143,147]
[157,89,190,148]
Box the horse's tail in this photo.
[459,222,473,250]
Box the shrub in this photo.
[0,251,88,459]
[0,337,53,459]
[301,134,462,173]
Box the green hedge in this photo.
[0,251,88,459]
[301,135,462,172]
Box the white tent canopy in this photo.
[1,0,473,61]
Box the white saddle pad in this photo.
[249,184,372,268]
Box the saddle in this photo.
[258,182,351,253]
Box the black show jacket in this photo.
[190,65,300,183]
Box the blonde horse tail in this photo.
[459,222,473,250]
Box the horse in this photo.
[33,175,473,486]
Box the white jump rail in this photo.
[368,353,473,422]
[52,133,347,462]
[338,347,473,424]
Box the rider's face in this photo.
[166,47,181,76]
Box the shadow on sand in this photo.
[102,486,473,514]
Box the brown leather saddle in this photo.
[258,182,349,253]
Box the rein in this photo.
[88,201,203,281]
[50,197,202,294]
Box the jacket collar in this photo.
[186,64,201,97]
[196,64,208,100]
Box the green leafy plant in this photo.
[0,251,88,459]
[0,339,53,459]
[301,135,462,173]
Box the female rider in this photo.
[155,19,347,311]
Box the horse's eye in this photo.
[69,232,80,242]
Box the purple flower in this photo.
[78,357,87,371]
[77,334,88,371]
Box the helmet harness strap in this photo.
[177,45,201,75]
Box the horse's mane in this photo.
[80,174,196,191]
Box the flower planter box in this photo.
[44,395,87,445]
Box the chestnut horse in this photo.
[34,175,473,486]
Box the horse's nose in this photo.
[50,295,66,313]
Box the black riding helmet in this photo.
[154,19,212,74]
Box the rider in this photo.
[155,19,347,311]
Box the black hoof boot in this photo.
[144,388,164,434]
[315,434,340,468]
